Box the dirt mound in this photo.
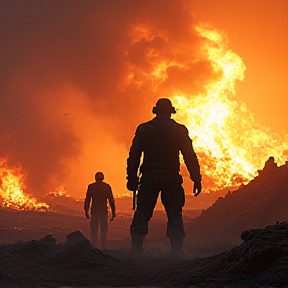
[183,159,288,257]
[1,222,288,287]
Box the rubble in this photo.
[1,222,288,287]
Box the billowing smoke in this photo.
[0,0,218,197]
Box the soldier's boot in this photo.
[130,234,144,256]
[169,236,184,258]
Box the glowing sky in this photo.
[0,0,287,200]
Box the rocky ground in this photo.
[182,159,288,257]
[1,222,288,288]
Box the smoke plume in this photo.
[0,0,220,197]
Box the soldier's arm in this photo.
[107,185,116,216]
[127,125,143,177]
[179,125,202,183]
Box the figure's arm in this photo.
[107,185,116,218]
[179,125,202,196]
[126,126,142,191]
[84,186,92,219]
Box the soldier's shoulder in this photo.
[172,120,189,132]
[135,121,153,133]
[137,120,152,128]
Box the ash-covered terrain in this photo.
[182,157,288,257]
[1,158,287,287]
[1,222,288,288]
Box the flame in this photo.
[1,23,287,209]
[0,159,49,211]
[126,23,288,191]
[47,186,68,197]
[172,25,288,190]
[115,192,132,198]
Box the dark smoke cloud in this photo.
[0,0,217,196]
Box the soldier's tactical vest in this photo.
[140,119,181,173]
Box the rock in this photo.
[66,230,92,248]
[241,229,262,242]
[39,234,57,246]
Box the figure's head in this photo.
[95,172,104,181]
[152,98,176,115]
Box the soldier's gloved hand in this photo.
[85,212,90,219]
[110,213,116,221]
[193,181,202,197]
[126,175,139,191]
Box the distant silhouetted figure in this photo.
[127,98,202,257]
[84,172,116,250]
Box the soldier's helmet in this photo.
[152,98,176,114]
[95,172,104,181]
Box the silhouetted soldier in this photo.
[127,98,202,256]
[84,172,116,250]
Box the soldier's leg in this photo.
[90,213,99,248]
[130,183,159,255]
[99,213,108,250]
[166,208,185,256]
[161,182,185,256]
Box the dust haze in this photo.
[1,0,217,198]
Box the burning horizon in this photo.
[1,0,287,210]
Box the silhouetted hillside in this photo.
[184,157,288,257]
[1,222,288,287]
